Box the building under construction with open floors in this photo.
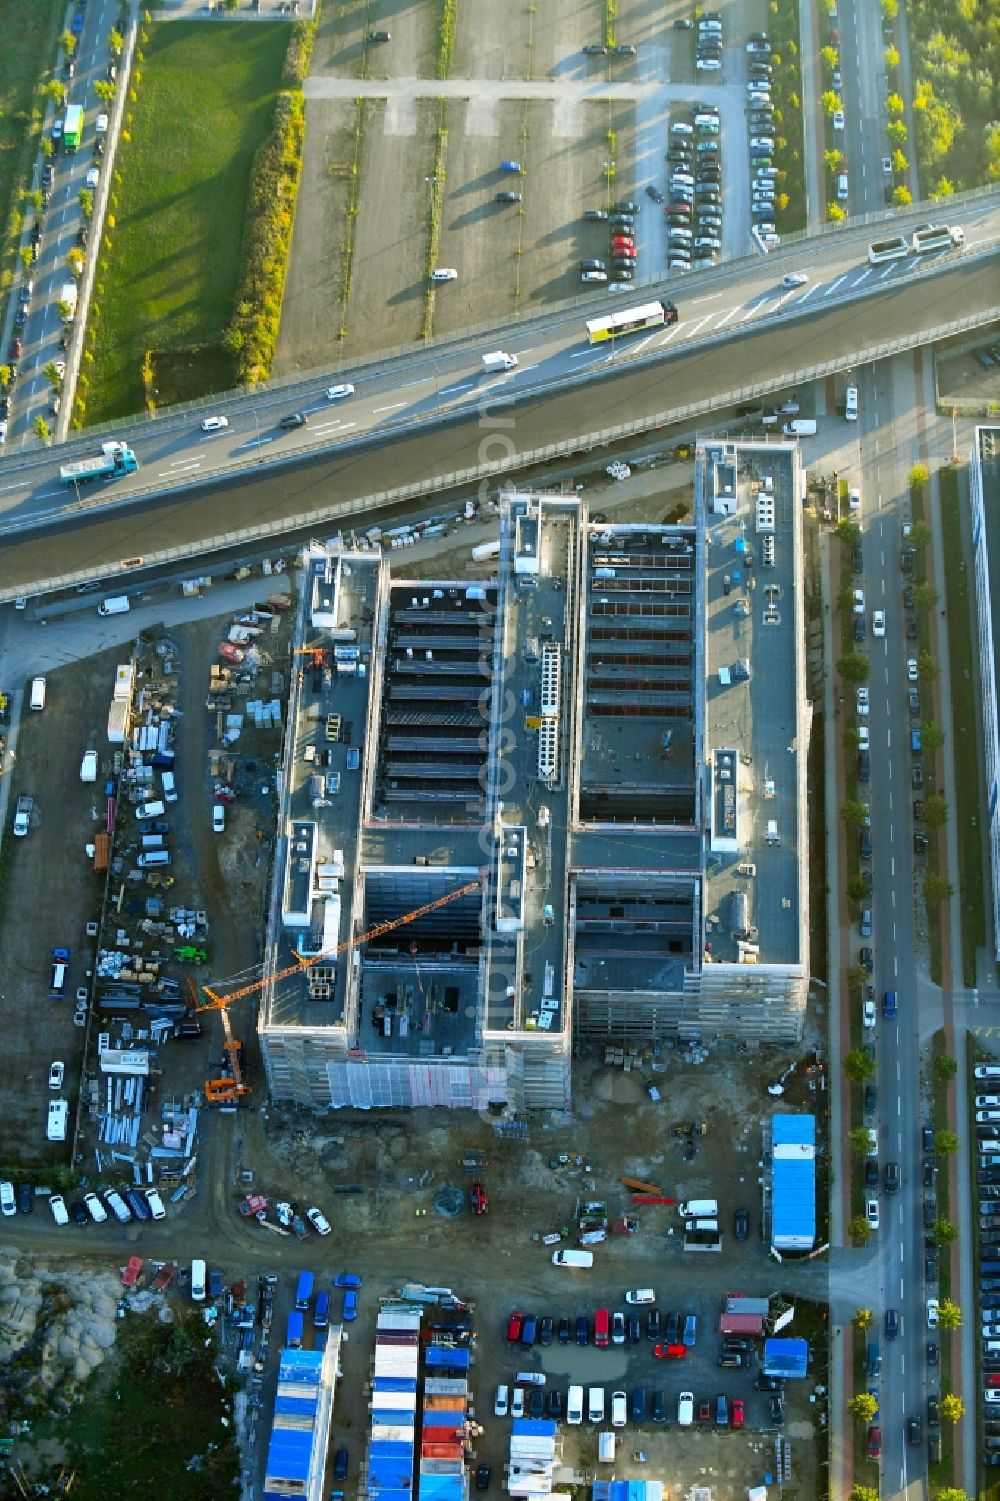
[256,443,810,1113]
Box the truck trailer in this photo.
[59,442,139,487]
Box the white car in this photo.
[511,1388,525,1419]
[201,415,229,432]
[926,1297,940,1329]
[781,272,808,288]
[750,136,775,150]
[145,1188,166,1220]
[907,658,919,682]
[872,610,886,638]
[976,1095,1000,1108]
[866,1197,880,1230]
[326,384,355,401]
[431,268,457,282]
[96,113,109,135]
[213,803,225,834]
[625,1288,656,1305]
[495,1384,509,1417]
[306,1205,332,1236]
[857,686,870,716]
[853,588,865,615]
[48,1060,65,1090]
[833,109,845,130]
[85,166,100,188]
[0,1181,15,1217]
[611,1390,627,1428]
[84,1191,107,1223]
[863,997,876,1029]
[978,1110,1000,1123]
[54,360,66,380]
[976,1066,1000,1079]
[858,725,870,751]
[849,486,861,511]
[0,421,8,446]
[50,1193,70,1226]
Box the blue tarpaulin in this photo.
[763,1336,809,1379]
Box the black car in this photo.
[475,1465,491,1492]
[923,1158,936,1187]
[546,1389,563,1420]
[529,1387,544,1419]
[755,1374,782,1392]
[645,185,665,203]
[883,1161,900,1193]
[42,164,54,187]
[885,1308,899,1339]
[860,946,874,973]
[646,1309,660,1340]
[334,1449,349,1481]
[625,1312,640,1344]
[734,1207,750,1240]
[665,1310,680,1342]
[70,1199,89,1226]
[631,1387,646,1422]
[923,1199,937,1227]
[557,1316,570,1345]
[718,1351,742,1368]
[927,1340,939,1366]
[17,1183,33,1215]
[854,616,866,642]
[864,1084,877,1113]
[865,1157,879,1188]
[611,200,639,215]
[539,1315,554,1346]
[925,1253,938,1280]
[280,412,307,430]
[652,1389,666,1422]
[576,1314,589,1345]
[907,1415,922,1446]
[769,1395,785,1424]
[903,585,915,609]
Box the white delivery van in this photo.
[29,676,46,711]
[98,596,131,617]
[678,1391,694,1427]
[782,418,817,436]
[588,1387,606,1423]
[140,834,165,850]
[567,1386,584,1425]
[136,799,166,821]
[80,750,98,783]
[845,384,859,420]
[482,351,518,371]
[611,1391,627,1428]
[685,1218,720,1232]
[679,1199,718,1218]
[552,1248,594,1268]
[46,1100,68,1142]
[161,770,177,803]
[191,1259,206,1302]
[137,850,170,868]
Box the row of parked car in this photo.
[578,200,644,289]
[744,32,780,249]
[505,1305,698,1348]
[666,105,722,272]
[0,1179,166,1225]
[976,1064,1000,1466]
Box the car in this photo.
[858,725,870,751]
[612,43,637,56]
[70,1199,89,1226]
[645,185,665,203]
[979,1111,1000,1123]
[0,1181,16,1217]
[734,1207,750,1240]
[368,28,391,41]
[83,1191,107,1224]
[584,209,609,221]
[715,1393,728,1426]
[510,1388,525,1419]
[70,8,84,33]
[547,1389,563,1421]
[528,1387,544,1419]
[555,1316,570,1345]
[95,113,109,136]
[653,1343,688,1359]
[580,259,608,272]
[926,1298,940,1329]
[853,588,865,615]
[780,272,808,289]
[907,657,919,682]
[85,166,100,188]
[145,1188,166,1219]
[832,109,845,131]
[866,1197,880,1230]
[683,1313,697,1346]
[521,1313,537,1346]
[306,1205,331,1236]
[860,908,873,939]
[857,686,870,717]
[431,268,458,282]
[575,1314,589,1345]
[201,416,229,432]
[48,1060,65,1089]
[334,1449,349,1481]
[625,1288,656,1305]
[342,1289,358,1321]
[583,43,608,54]
[494,1385,509,1417]
[539,1315,554,1346]
[885,1308,899,1339]
[646,1309,660,1339]
[907,1414,922,1446]
[864,1084,877,1113]
[860,946,874,973]
[979,1097,1000,1109]
[475,1465,491,1492]
[612,1311,626,1344]
[872,610,886,637]
[280,412,307,429]
[867,1424,882,1459]
[883,1161,900,1194]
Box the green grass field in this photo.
[0,3,65,299]
[83,21,290,424]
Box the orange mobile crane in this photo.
[196,878,481,1104]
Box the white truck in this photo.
[13,794,33,837]
[482,351,518,371]
[60,282,78,322]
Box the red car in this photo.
[470,1182,488,1215]
[697,1399,712,1423]
[731,1398,745,1428]
[652,1343,688,1360]
[867,1424,881,1460]
[988,1373,1000,1388]
[611,238,635,250]
[9,338,22,359]
[506,1310,524,1343]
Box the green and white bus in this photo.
[62,105,84,152]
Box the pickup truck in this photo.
[13,794,33,837]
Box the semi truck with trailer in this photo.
[59,442,138,486]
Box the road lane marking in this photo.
[716,306,741,327]
[852,269,873,286]
[235,437,273,452]
[373,403,405,413]
[796,284,822,303]
[440,382,475,393]
[826,275,847,295]
[166,458,202,469]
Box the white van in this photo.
[845,384,859,420]
[46,1100,68,1142]
[29,676,46,711]
[678,1391,694,1426]
[138,850,170,868]
[685,1218,720,1232]
[588,1387,605,1423]
[552,1248,594,1268]
[515,1372,546,1387]
[782,418,818,436]
[598,1433,616,1463]
[191,1259,206,1302]
[98,596,131,617]
[161,770,177,803]
[136,799,165,821]
[104,1189,131,1224]
[678,1199,718,1218]
[611,1391,627,1428]
[141,834,165,850]
[567,1385,584,1425]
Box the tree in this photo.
[43,361,63,391]
[918,650,938,682]
[854,1307,874,1333]
[846,964,866,991]
[923,794,948,829]
[836,518,861,544]
[849,1126,873,1157]
[838,651,870,685]
[827,202,846,221]
[848,1214,872,1243]
[846,872,869,903]
[933,1053,957,1084]
[60,30,77,57]
[40,79,67,110]
[820,44,838,69]
[838,582,857,613]
[825,148,846,174]
[842,799,869,831]
[880,0,898,17]
[909,519,931,547]
[933,176,955,199]
[23,187,44,214]
[845,1048,876,1084]
[914,581,939,610]
[0,365,11,392]
[821,90,842,115]
[56,299,75,324]
[848,1391,878,1423]
[939,1396,965,1426]
[108,25,125,55]
[19,245,33,272]
[885,44,900,67]
[40,136,53,160]
[33,416,51,442]
[93,80,116,105]
[925,873,954,905]
[892,185,913,206]
[921,721,945,752]
[938,1299,962,1330]
[934,1128,959,1154]
[887,92,905,114]
[891,148,908,174]
[66,247,85,279]
[933,1219,957,1244]
[849,1489,879,1501]
[79,188,93,220]
[887,120,908,145]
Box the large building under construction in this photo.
[258,438,811,1113]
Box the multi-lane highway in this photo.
[0,211,997,595]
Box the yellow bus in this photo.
[586,299,678,344]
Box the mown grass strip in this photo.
[421,105,447,340]
[336,98,367,342]
[768,0,806,235]
[437,0,457,80]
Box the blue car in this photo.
[342,1289,358,1322]
[71,10,85,34]
[683,1314,697,1347]
[334,1272,362,1288]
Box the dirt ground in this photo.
[936,338,1000,407]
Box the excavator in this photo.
[196,878,480,1104]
